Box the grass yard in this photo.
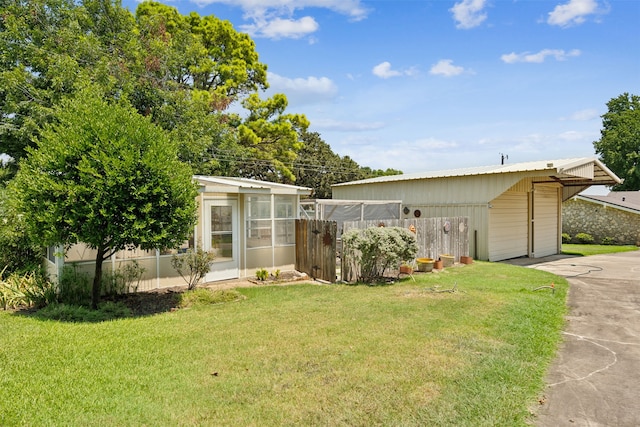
[562,243,639,256]
[0,262,567,426]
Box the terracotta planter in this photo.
[399,265,413,275]
[440,254,455,268]
[416,257,435,272]
[433,260,444,270]
[460,256,473,265]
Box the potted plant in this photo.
[399,262,414,275]
[416,257,435,272]
[440,254,455,268]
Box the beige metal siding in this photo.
[333,174,525,205]
[533,184,560,258]
[488,190,528,261]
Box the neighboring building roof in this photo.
[333,157,622,188]
[194,176,312,195]
[574,192,640,214]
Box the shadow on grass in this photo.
[14,288,248,323]
[344,275,412,287]
[13,291,183,323]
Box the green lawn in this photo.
[562,243,638,256]
[0,262,567,426]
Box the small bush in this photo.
[575,233,595,244]
[171,246,215,289]
[562,233,571,244]
[0,269,56,310]
[58,265,92,306]
[256,268,268,281]
[0,190,44,275]
[342,226,418,283]
[179,288,244,308]
[103,260,146,296]
[601,236,616,245]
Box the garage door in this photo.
[533,184,559,258]
[488,190,528,261]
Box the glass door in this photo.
[204,199,239,282]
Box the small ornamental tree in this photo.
[342,226,418,283]
[171,246,216,290]
[10,89,198,308]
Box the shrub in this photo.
[601,236,616,245]
[0,190,43,275]
[342,226,418,283]
[103,260,146,296]
[575,233,595,244]
[256,268,268,281]
[562,233,571,244]
[171,246,215,289]
[0,268,56,310]
[58,265,92,306]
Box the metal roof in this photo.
[333,157,622,187]
[194,176,312,195]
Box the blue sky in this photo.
[123,0,639,176]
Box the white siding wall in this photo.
[488,190,529,261]
[533,184,560,258]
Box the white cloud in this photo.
[450,0,488,29]
[193,0,369,40]
[500,49,581,63]
[193,0,369,20]
[561,108,600,121]
[371,62,417,79]
[429,59,465,77]
[241,16,318,39]
[547,0,601,27]
[372,62,401,79]
[267,72,338,103]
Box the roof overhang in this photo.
[194,176,312,196]
[553,158,622,187]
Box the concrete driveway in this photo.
[507,251,640,426]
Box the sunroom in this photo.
[45,176,312,291]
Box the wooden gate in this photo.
[295,219,337,282]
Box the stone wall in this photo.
[563,198,640,245]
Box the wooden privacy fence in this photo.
[295,219,337,282]
[342,217,469,282]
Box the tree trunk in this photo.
[92,245,106,309]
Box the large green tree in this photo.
[1,0,304,184]
[0,0,139,165]
[594,93,640,190]
[9,89,197,308]
[231,93,309,182]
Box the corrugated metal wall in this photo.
[488,190,528,261]
[332,174,564,261]
[533,184,561,257]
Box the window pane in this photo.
[275,195,295,218]
[211,205,233,261]
[212,233,233,261]
[275,219,295,245]
[247,219,272,248]
[247,195,271,219]
[211,206,232,232]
